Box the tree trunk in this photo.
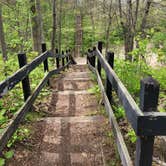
[51,0,57,55]
[140,0,152,38]
[124,32,134,61]
[58,0,63,53]
[136,0,152,61]
[30,0,42,54]
[89,0,95,43]
[0,5,7,62]
[36,0,44,42]
[118,0,137,61]
[105,1,113,54]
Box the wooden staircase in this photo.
[7,58,118,166]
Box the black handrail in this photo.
[0,44,73,152]
[87,41,165,166]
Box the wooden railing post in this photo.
[135,76,160,166]
[66,50,69,68]
[68,49,71,61]
[56,49,60,69]
[97,41,103,76]
[87,49,90,64]
[105,52,114,102]
[91,47,96,68]
[62,50,65,67]
[42,43,49,72]
[88,49,92,65]
[17,53,31,101]
[42,43,50,85]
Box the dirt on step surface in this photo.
[7,63,121,166]
[47,91,99,117]
[7,117,119,166]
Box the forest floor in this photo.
[6,58,121,166]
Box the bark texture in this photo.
[0,5,7,62]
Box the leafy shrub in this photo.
[7,127,30,148]
[88,85,100,94]
[127,130,137,143]
[114,107,125,120]
[114,59,151,98]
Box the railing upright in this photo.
[105,51,114,103]
[42,43,49,73]
[97,41,102,76]
[56,48,60,69]
[66,50,69,68]
[135,77,160,166]
[42,43,50,85]
[62,50,65,67]
[91,47,96,67]
[17,53,31,101]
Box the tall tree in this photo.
[0,4,7,62]
[140,0,152,38]
[36,0,44,42]
[58,0,63,53]
[51,0,57,55]
[118,0,139,61]
[105,0,115,54]
[30,0,42,53]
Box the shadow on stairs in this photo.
[6,58,121,166]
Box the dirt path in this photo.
[7,58,120,166]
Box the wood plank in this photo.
[88,64,133,166]
[0,51,52,97]
[96,49,143,131]
[138,112,166,136]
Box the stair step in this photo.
[64,71,91,78]
[10,116,108,166]
[53,90,94,95]
[48,90,99,117]
[50,78,93,91]
[69,65,89,72]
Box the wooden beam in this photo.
[96,49,143,131]
[0,51,51,97]
[88,64,133,166]
[0,61,71,152]
[137,113,166,136]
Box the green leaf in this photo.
[4,150,14,159]
[0,129,5,134]
[0,158,5,166]
[7,142,13,148]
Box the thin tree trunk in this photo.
[140,0,152,38]
[30,0,42,54]
[89,0,95,43]
[118,0,135,61]
[36,0,44,42]
[58,0,63,53]
[105,1,113,54]
[0,5,7,62]
[51,0,57,55]
[136,0,152,61]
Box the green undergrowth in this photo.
[0,86,51,165]
[105,131,121,165]
[0,52,54,164]
[0,126,31,166]
[114,59,166,112]
[0,51,54,129]
[88,58,165,151]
